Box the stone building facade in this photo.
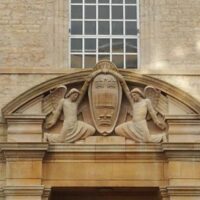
[0,0,200,199]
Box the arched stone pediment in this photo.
[2,61,200,143]
[2,70,200,115]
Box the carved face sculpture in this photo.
[89,73,122,135]
[69,92,79,102]
[131,92,141,102]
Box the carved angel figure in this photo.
[112,72,167,143]
[43,72,100,143]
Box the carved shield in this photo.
[89,73,122,135]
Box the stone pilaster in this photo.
[1,143,48,200]
[5,115,45,142]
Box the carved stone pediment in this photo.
[2,61,200,143]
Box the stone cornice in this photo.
[1,143,200,161]
[0,67,200,75]
[48,143,163,153]
[165,114,200,121]
[162,143,200,160]
[167,186,200,196]
[5,114,46,122]
[46,143,200,161]
[3,186,44,196]
[0,143,48,160]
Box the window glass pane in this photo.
[70,0,138,69]
[71,0,82,3]
[71,21,82,34]
[85,39,96,52]
[112,0,123,4]
[112,6,123,19]
[99,21,109,35]
[99,6,109,19]
[126,21,137,35]
[126,55,137,68]
[112,21,123,35]
[112,39,123,53]
[85,55,96,68]
[71,6,82,19]
[71,55,82,68]
[85,6,96,19]
[125,0,136,4]
[125,6,137,19]
[99,39,110,52]
[112,55,123,68]
[126,39,137,53]
[98,54,110,61]
[85,21,96,35]
[71,39,82,52]
[99,0,109,3]
[85,0,96,3]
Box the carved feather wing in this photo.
[144,86,168,117]
[42,85,67,115]
[144,86,160,111]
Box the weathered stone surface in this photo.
[0,0,68,68]
[140,0,200,70]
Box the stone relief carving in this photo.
[113,71,167,142]
[42,61,167,143]
[43,70,100,143]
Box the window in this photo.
[70,0,138,68]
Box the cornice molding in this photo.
[167,186,200,196]
[0,143,48,160]
[0,143,200,161]
[163,143,200,160]
[48,143,163,153]
[3,186,44,196]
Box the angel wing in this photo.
[42,85,67,115]
[144,86,168,119]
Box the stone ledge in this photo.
[167,186,200,196]
[4,115,46,120]
[0,143,48,151]
[0,143,48,160]
[48,143,163,153]
[0,67,200,75]
[3,186,44,196]
[165,115,200,120]
[0,143,200,160]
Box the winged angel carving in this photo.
[42,70,101,143]
[112,71,167,143]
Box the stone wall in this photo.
[140,0,200,70]
[0,0,200,70]
[0,0,68,68]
